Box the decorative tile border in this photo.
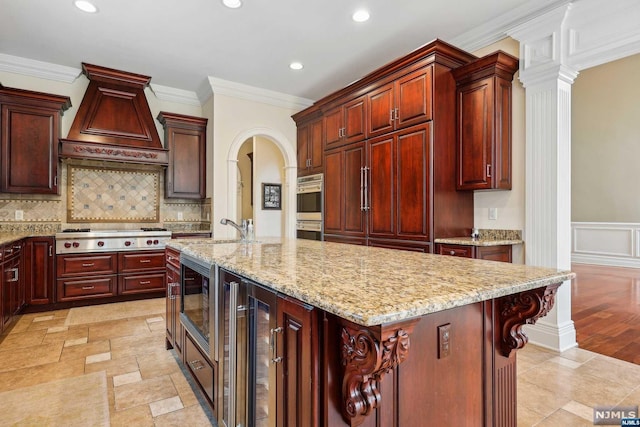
[67,165,160,223]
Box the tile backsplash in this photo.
[0,159,211,232]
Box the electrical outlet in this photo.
[488,207,498,220]
[438,323,451,359]
[15,210,24,220]
[177,212,184,221]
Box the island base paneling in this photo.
[321,300,518,427]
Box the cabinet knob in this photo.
[450,251,455,255]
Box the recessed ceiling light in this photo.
[222,0,242,8]
[289,62,303,70]
[74,0,98,13]
[352,10,370,23]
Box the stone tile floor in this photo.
[1,298,639,426]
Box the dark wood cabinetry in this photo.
[1,240,24,332]
[56,253,118,302]
[436,243,513,263]
[452,51,518,190]
[297,117,323,176]
[165,247,183,357]
[0,87,71,194]
[367,66,433,138]
[24,237,55,305]
[323,96,366,149]
[157,112,208,199]
[308,41,477,251]
[118,250,166,295]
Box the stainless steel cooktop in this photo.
[55,228,172,254]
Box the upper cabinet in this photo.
[297,116,323,176]
[367,66,433,138]
[323,95,366,149]
[0,86,71,194]
[452,51,518,191]
[157,112,208,199]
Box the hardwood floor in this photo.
[571,263,640,364]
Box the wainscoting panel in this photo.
[572,222,640,268]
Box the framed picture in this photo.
[262,183,281,210]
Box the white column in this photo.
[283,165,297,239]
[509,5,578,351]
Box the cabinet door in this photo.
[343,143,367,236]
[323,107,343,149]
[395,124,431,241]
[276,296,316,427]
[436,244,473,258]
[395,66,433,129]
[343,97,366,144]
[297,124,310,175]
[1,104,59,194]
[24,237,55,305]
[1,259,9,330]
[323,150,343,235]
[457,78,494,190]
[476,245,512,263]
[308,119,324,174]
[367,82,395,138]
[367,134,395,238]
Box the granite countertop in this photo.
[434,236,524,246]
[168,238,573,327]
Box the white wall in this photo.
[253,136,285,237]
[471,37,526,264]
[237,139,253,221]
[209,92,298,239]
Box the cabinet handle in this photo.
[82,263,95,267]
[49,246,53,257]
[394,107,399,122]
[54,176,57,186]
[486,164,492,178]
[360,167,364,211]
[140,259,151,263]
[270,326,283,363]
[189,360,205,371]
[168,282,178,300]
[390,108,394,123]
[82,286,95,290]
[139,280,151,285]
[5,248,12,255]
[364,166,370,211]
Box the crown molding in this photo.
[150,83,201,106]
[449,0,572,52]
[0,53,81,83]
[205,76,314,111]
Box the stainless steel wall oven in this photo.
[296,173,323,241]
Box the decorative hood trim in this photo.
[60,63,168,166]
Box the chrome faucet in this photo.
[220,218,247,241]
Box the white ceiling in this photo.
[0,0,557,102]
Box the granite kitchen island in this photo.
[166,238,574,427]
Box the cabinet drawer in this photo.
[56,276,117,301]
[184,333,214,403]
[119,272,166,295]
[437,244,473,258]
[119,251,165,272]
[166,248,181,269]
[57,253,118,277]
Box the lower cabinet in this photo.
[24,237,55,305]
[184,331,215,404]
[436,243,512,263]
[1,240,25,332]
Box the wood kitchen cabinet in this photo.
[323,141,366,238]
[297,40,477,251]
[297,117,323,176]
[24,237,55,305]
[157,112,208,199]
[0,240,24,333]
[436,243,512,263]
[276,294,318,427]
[452,51,518,191]
[56,253,118,302]
[0,86,71,194]
[165,247,183,357]
[323,96,366,149]
[118,250,166,295]
[367,66,433,138]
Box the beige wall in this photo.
[572,53,640,222]
[253,136,285,237]
[238,139,253,221]
[472,37,525,263]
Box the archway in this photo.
[225,127,297,239]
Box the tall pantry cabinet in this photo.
[294,40,476,251]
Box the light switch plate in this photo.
[177,211,184,221]
[15,210,24,220]
[488,207,498,220]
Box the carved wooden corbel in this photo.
[339,318,419,426]
[498,283,561,357]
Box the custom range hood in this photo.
[59,63,168,166]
